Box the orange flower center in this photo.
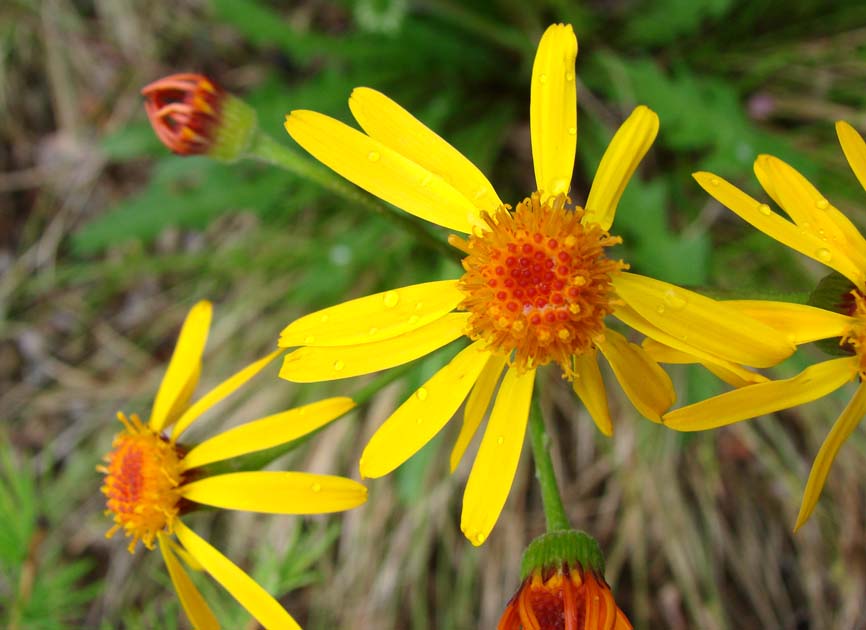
[498,568,631,630]
[842,290,866,377]
[99,413,183,553]
[451,193,625,379]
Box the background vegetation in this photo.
[3,0,866,627]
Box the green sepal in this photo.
[520,529,604,580]
[208,95,258,163]
[807,270,857,357]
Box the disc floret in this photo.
[99,413,184,553]
[452,193,625,379]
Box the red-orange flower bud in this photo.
[142,73,257,161]
[498,566,632,630]
[142,73,224,155]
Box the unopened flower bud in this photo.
[142,73,257,162]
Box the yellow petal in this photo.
[360,341,491,478]
[158,534,219,630]
[837,120,866,194]
[664,357,856,431]
[181,397,356,471]
[150,301,212,432]
[279,312,469,383]
[461,365,535,546]
[618,304,771,386]
[530,23,578,198]
[279,280,464,348]
[584,106,659,231]
[572,348,613,436]
[166,537,203,572]
[450,353,507,472]
[349,87,503,214]
[285,110,479,233]
[181,471,367,514]
[171,349,283,442]
[723,300,855,345]
[174,521,301,630]
[753,155,866,272]
[693,171,865,287]
[795,381,866,531]
[612,272,794,368]
[641,337,767,388]
[596,328,675,423]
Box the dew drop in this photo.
[304,335,316,344]
[420,173,433,187]
[539,73,548,84]
[383,290,400,308]
[710,177,721,186]
[816,248,833,263]
[663,289,687,310]
[415,302,424,310]
[567,126,576,136]
[474,532,486,544]
[320,314,330,323]
[415,417,423,425]
[757,203,772,216]
[311,482,322,493]
[408,315,419,326]
[816,198,829,210]
[367,150,380,162]
[656,304,666,315]
[496,436,504,445]
[416,387,428,401]
[368,326,379,336]
[333,360,345,371]
[565,71,574,82]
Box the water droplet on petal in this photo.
[567,126,576,136]
[320,314,330,323]
[539,73,548,84]
[816,248,833,263]
[383,290,400,308]
[710,177,721,186]
[475,532,486,544]
[415,302,424,310]
[408,314,419,325]
[816,198,829,210]
[304,335,315,344]
[496,436,504,445]
[663,289,687,310]
[416,387,428,401]
[367,151,380,162]
[420,173,433,187]
[656,304,666,315]
[311,483,322,493]
[757,203,772,216]
[333,360,345,371]
[565,72,574,82]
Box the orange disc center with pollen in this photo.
[842,290,866,377]
[99,413,183,553]
[452,193,625,378]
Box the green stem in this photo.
[527,392,571,532]
[245,131,459,262]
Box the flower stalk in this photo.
[528,392,571,532]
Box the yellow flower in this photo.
[279,24,794,546]
[99,301,366,629]
[659,121,866,530]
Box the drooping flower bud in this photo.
[498,530,632,630]
[142,73,257,162]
